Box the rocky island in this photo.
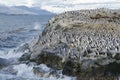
[20,8,120,80]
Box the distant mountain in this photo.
[13,6,53,15]
[0,5,54,15]
[0,5,36,15]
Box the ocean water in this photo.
[0,14,75,80]
[0,14,52,48]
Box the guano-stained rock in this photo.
[21,8,120,79]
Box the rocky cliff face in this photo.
[22,9,120,79]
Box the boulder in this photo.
[27,9,120,79]
[0,58,10,68]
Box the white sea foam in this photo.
[0,39,75,80]
[0,43,29,59]
[34,22,43,30]
[12,64,76,80]
[13,64,36,79]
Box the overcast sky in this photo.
[0,0,119,6]
[0,0,120,13]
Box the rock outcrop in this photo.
[21,9,120,79]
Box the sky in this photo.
[0,0,120,13]
[0,0,119,6]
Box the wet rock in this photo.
[19,53,30,61]
[62,60,81,76]
[0,58,10,68]
[33,64,63,78]
[77,75,117,80]
[31,50,64,69]
[15,43,30,53]
[33,64,52,77]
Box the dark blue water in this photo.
[0,14,75,80]
[0,14,53,49]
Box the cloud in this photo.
[40,0,120,13]
[0,0,119,13]
[0,0,27,6]
[62,0,119,4]
[26,0,36,7]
